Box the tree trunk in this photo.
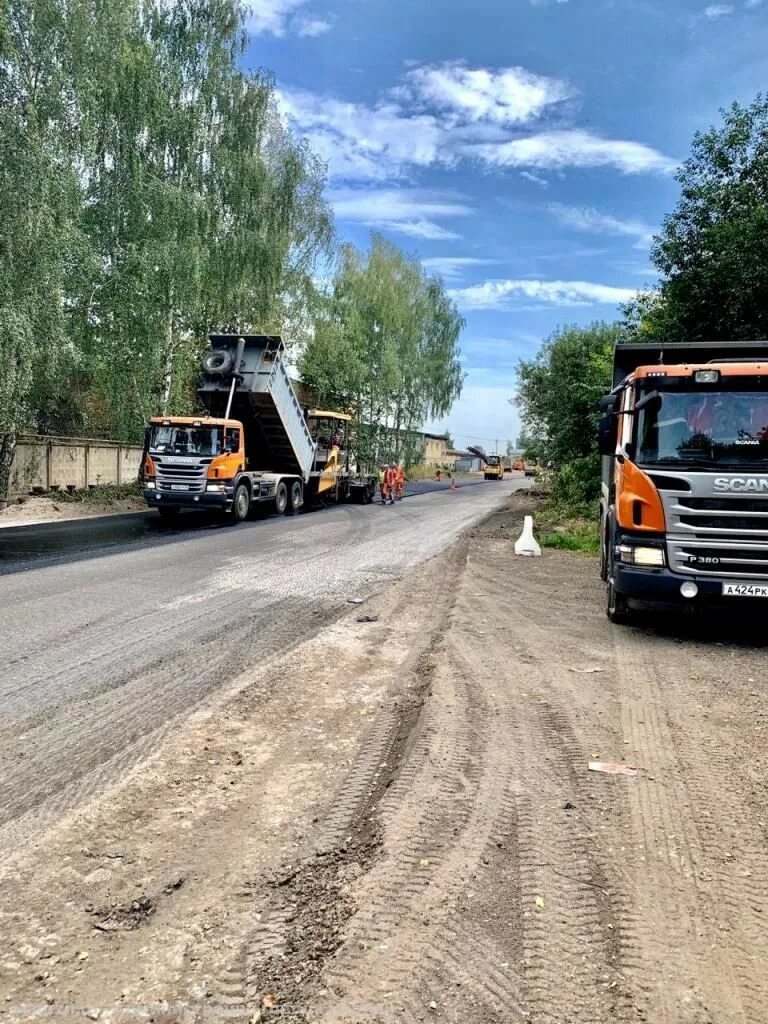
[160,302,175,415]
[0,432,17,505]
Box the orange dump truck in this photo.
[143,334,376,523]
[599,341,768,623]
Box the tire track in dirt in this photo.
[611,627,749,1023]
[309,540,623,1024]
[639,634,768,1023]
[510,558,738,1022]
[200,544,474,1023]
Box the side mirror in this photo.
[598,413,618,456]
[599,394,617,414]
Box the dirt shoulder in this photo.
[4,491,768,1022]
[0,492,145,529]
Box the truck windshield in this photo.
[149,425,224,456]
[486,456,500,466]
[636,389,768,466]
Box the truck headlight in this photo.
[206,482,224,492]
[145,480,156,489]
[617,544,665,567]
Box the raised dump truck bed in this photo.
[198,334,316,479]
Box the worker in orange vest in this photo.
[379,464,389,505]
[394,464,406,500]
[385,464,397,505]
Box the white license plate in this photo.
[170,484,189,491]
[723,583,768,598]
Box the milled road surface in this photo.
[0,478,522,855]
[0,478,485,572]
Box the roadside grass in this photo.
[539,517,600,555]
[44,482,142,505]
[525,480,600,555]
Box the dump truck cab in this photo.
[143,415,249,520]
[600,341,768,623]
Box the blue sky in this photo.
[243,0,768,451]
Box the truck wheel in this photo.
[158,506,179,522]
[599,521,609,582]
[364,483,374,504]
[275,481,288,515]
[230,482,250,524]
[607,579,632,625]
[288,480,303,513]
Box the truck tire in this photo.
[288,480,303,513]
[607,580,633,625]
[229,482,250,524]
[599,517,609,582]
[202,349,234,376]
[275,481,288,515]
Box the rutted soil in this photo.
[4,492,768,1022]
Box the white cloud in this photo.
[745,0,763,7]
[295,16,332,36]
[468,130,677,175]
[278,65,676,185]
[548,203,656,248]
[396,62,572,127]
[520,171,549,187]
[330,188,474,241]
[448,278,638,309]
[702,3,735,16]
[276,88,446,181]
[243,0,331,36]
[421,257,499,279]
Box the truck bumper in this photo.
[143,488,230,511]
[614,563,757,611]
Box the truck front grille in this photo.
[679,513,768,531]
[154,457,210,494]
[659,479,768,577]
[668,540,768,578]
[655,471,768,577]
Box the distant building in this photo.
[455,456,483,473]
[421,432,450,465]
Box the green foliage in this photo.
[0,0,333,494]
[551,454,603,512]
[626,95,768,342]
[516,323,618,514]
[50,482,142,504]
[300,235,465,467]
[539,519,600,555]
[516,323,617,465]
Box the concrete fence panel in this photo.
[9,436,144,497]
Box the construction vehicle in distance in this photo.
[523,460,539,478]
[599,340,768,623]
[483,454,505,481]
[142,334,377,523]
